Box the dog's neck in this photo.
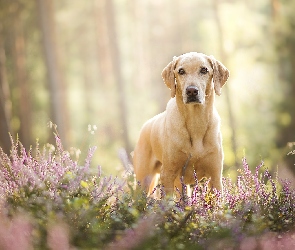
[175,92,215,142]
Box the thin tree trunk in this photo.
[271,0,280,21]
[104,0,131,155]
[0,24,12,154]
[147,1,170,112]
[95,0,113,87]
[78,24,94,123]
[131,0,150,90]
[13,11,31,148]
[213,0,238,168]
[36,0,69,146]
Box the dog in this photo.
[133,52,229,196]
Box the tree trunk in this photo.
[0,24,12,154]
[129,0,151,96]
[12,10,32,149]
[272,0,295,171]
[103,0,131,155]
[36,0,69,146]
[95,0,113,88]
[271,0,280,21]
[213,0,238,168]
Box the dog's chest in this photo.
[182,137,206,159]
[174,127,206,159]
[167,103,216,158]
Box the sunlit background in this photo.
[0,0,294,179]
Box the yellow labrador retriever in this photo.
[133,52,229,196]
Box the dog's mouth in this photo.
[185,97,203,104]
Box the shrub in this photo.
[0,136,295,249]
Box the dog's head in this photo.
[161,52,230,104]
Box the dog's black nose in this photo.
[186,86,199,97]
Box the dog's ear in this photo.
[209,56,230,96]
[162,57,177,98]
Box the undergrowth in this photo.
[0,135,295,249]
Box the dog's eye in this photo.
[178,68,185,75]
[200,67,208,74]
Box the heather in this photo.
[0,137,295,249]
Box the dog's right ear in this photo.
[161,57,177,98]
[209,55,230,96]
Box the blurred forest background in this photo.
[0,0,294,178]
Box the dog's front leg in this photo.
[209,175,223,193]
[160,167,178,196]
[198,152,223,194]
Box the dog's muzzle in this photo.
[185,86,201,103]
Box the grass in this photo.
[0,135,295,249]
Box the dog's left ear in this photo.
[162,57,177,98]
[209,56,230,96]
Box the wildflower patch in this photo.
[0,136,295,249]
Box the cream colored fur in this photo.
[133,52,230,195]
